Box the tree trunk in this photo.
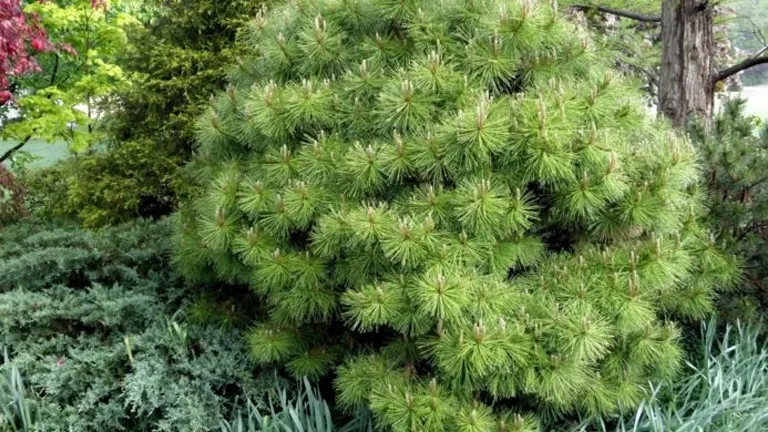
[658,0,715,127]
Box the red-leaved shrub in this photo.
[0,164,27,225]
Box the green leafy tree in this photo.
[1,0,137,163]
[175,1,738,429]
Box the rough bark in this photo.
[658,0,715,127]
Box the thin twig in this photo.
[0,136,32,163]
[570,4,661,23]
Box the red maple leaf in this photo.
[0,1,90,106]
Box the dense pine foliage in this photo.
[0,219,282,431]
[691,98,768,317]
[173,0,738,429]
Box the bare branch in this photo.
[741,16,767,47]
[50,53,60,87]
[0,136,32,163]
[746,175,768,191]
[714,55,768,83]
[570,4,661,23]
[752,45,768,61]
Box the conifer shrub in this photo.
[0,219,283,431]
[690,98,768,319]
[105,0,273,156]
[175,0,737,429]
[22,140,185,228]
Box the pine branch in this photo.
[570,4,661,23]
[714,54,768,83]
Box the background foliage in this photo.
[2,0,136,158]
[16,0,268,227]
[23,139,185,227]
[104,0,270,155]
[726,0,768,86]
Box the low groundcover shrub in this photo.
[0,219,282,431]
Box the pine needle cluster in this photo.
[174,0,738,429]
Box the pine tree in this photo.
[174,0,738,429]
[690,98,768,318]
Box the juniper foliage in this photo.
[0,219,283,432]
[175,0,738,429]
